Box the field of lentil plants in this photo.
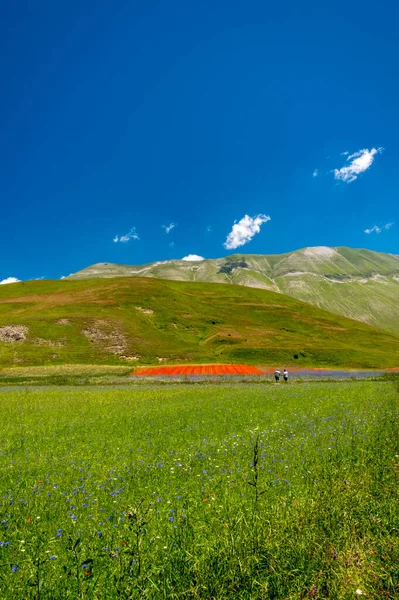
[0,382,398,599]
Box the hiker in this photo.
[274,368,280,382]
[283,369,288,382]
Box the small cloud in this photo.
[206,225,212,233]
[0,277,20,285]
[113,227,140,243]
[162,222,176,234]
[224,214,271,250]
[334,147,383,183]
[364,225,381,234]
[312,169,319,177]
[181,254,204,261]
[364,222,393,234]
[341,151,349,156]
[169,241,175,248]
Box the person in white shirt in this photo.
[274,368,280,382]
[283,369,288,382]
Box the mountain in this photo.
[68,246,399,334]
[0,277,399,369]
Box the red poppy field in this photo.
[132,363,262,376]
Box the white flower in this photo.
[355,590,363,596]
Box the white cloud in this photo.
[364,222,394,234]
[113,227,140,243]
[341,151,349,156]
[169,241,175,248]
[334,147,383,183]
[181,254,204,261]
[162,223,176,234]
[0,277,20,285]
[364,225,381,234]
[224,214,271,250]
[206,225,212,233]
[312,169,319,177]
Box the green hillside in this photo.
[68,246,399,334]
[0,277,398,369]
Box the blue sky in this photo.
[1,0,398,282]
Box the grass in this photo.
[0,381,398,598]
[1,277,399,369]
[0,365,133,387]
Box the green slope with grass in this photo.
[68,246,399,333]
[0,277,399,369]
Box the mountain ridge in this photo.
[67,246,399,334]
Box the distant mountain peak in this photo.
[302,246,337,258]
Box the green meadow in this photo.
[0,382,398,599]
[1,277,399,369]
